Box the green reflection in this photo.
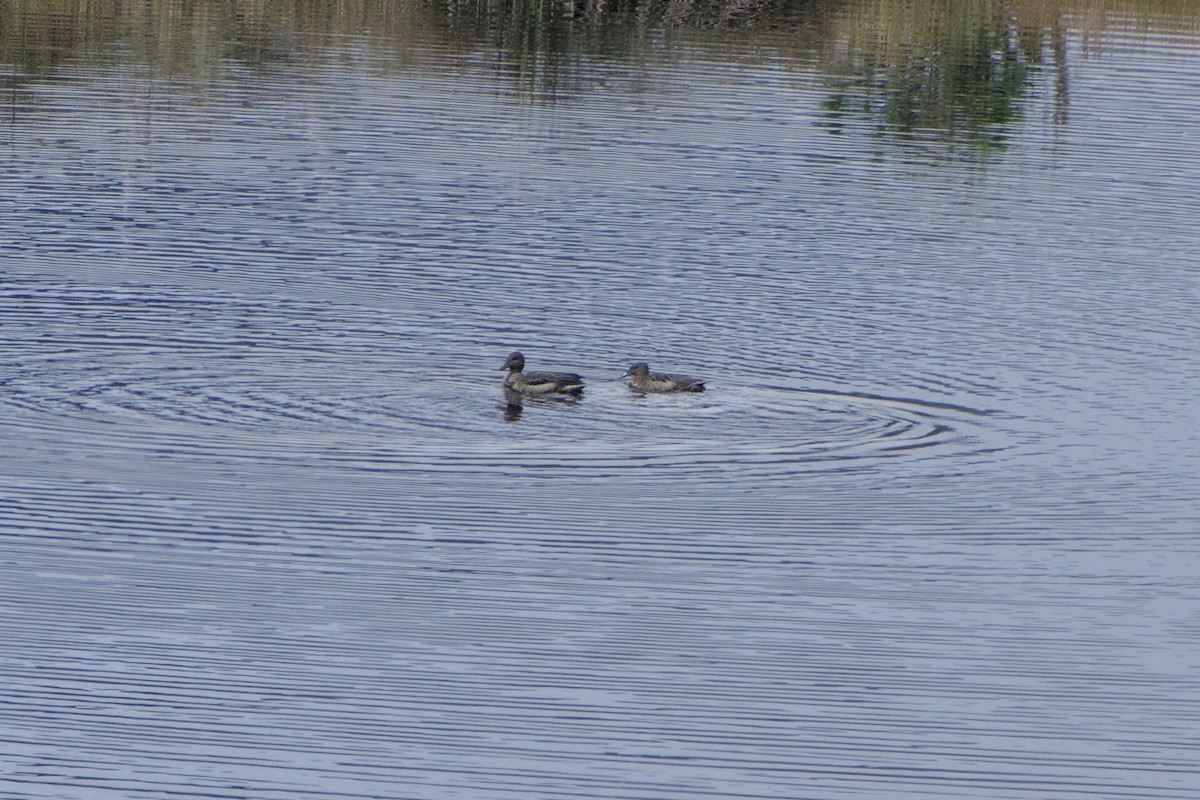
[2,0,1198,152]
[818,0,1049,153]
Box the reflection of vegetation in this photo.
[429,0,829,35]
[0,0,430,76]
[818,0,1050,153]
[2,0,1198,148]
[420,0,836,98]
[813,0,1199,152]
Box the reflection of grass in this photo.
[2,0,1198,142]
[421,0,839,98]
[813,0,1197,154]
[432,0,828,31]
[817,0,1045,153]
[2,0,1195,67]
[0,0,431,76]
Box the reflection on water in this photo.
[503,385,526,421]
[2,1,1200,799]
[6,0,1194,150]
[818,1,1051,151]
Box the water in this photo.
[2,1,1199,798]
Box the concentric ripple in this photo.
[1,277,1001,479]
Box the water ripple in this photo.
[2,12,1199,800]
[2,278,1003,483]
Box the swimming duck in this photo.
[623,362,705,393]
[501,351,585,396]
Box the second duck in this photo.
[623,362,705,393]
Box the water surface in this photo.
[2,1,1199,798]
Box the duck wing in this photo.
[525,370,586,393]
[654,371,705,392]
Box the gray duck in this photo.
[501,351,585,396]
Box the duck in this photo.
[501,351,585,396]
[623,362,705,393]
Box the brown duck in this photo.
[623,362,705,393]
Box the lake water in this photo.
[2,1,1198,798]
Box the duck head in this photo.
[624,362,650,379]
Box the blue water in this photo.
[1,7,1198,799]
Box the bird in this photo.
[501,351,585,396]
[623,362,705,393]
